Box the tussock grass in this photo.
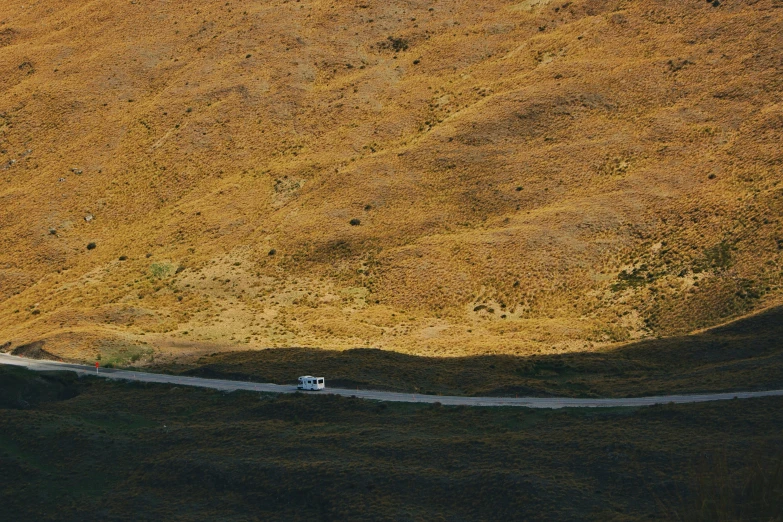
[0,0,781,359]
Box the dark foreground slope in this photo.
[0,365,79,409]
[180,305,783,397]
[1,366,782,521]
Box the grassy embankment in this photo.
[1,364,782,521]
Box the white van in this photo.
[297,376,325,391]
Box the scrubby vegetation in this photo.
[0,0,781,359]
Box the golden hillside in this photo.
[0,0,781,363]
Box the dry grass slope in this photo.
[0,0,781,361]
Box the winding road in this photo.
[2,352,782,409]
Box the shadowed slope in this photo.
[180,305,783,397]
[2,368,782,520]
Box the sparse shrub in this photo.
[667,58,693,72]
[86,242,96,250]
[385,36,408,52]
[593,324,630,342]
[703,242,732,270]
[694,241,733,273]
[735,279,761,300]
[150,263,174,279]
[611,266,650,291]
[349,218,361,226]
